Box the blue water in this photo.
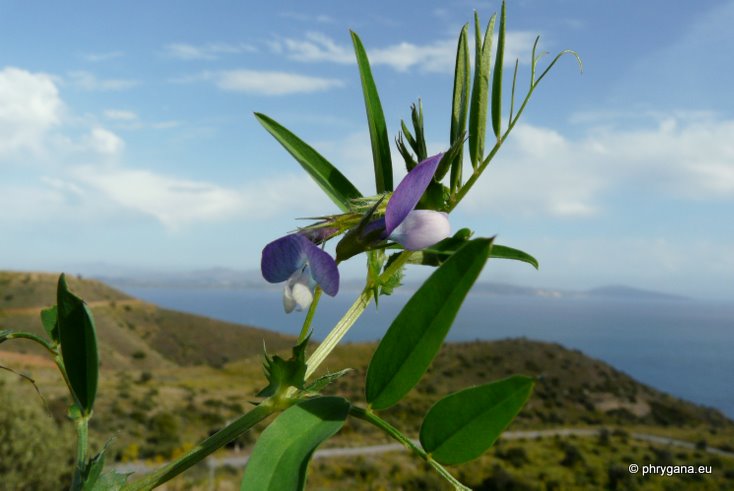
[118,286,734,419]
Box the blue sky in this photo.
[1,1,733,299]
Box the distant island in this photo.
[90,267,689,301]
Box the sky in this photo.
[1,0,733,299]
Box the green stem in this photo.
[449,92,524,212]
[122,402,277,491]
[5,331,57,355]
[74,414,90,472]
[304,251,411,380]
[304,288,372,380]
[350,406,470,491]
[298,287,322,343]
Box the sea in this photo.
[116,286,734,419]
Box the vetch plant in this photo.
[0,2,581,489]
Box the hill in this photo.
[1,271,733,489]
[0,271,296,369]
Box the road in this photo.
[115,426,734,475]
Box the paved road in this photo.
[115,427,734,475]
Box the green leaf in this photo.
[0,329,10,344]
[419,375,534,465]
[57,273,98,415]
[491,0,507,139]
[82,447,106,491]
[404,229,538,270]
[450,23,470,191]
[40,305,59,343]
[79,440,129,491]
[489,244,539,269]
[254,113,362,212]
[351,31,393,193]
[468,12,495,168]
[304,368,353,394]
[365,238,494,410]
[88,471,128,491]
[258,336,310,398]
[240,397,350,491]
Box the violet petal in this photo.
[384,153,443,237]
[303,241,340,296]
[261,234,308,283]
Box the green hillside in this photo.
[1,272,733,490]
[0,271,296,369]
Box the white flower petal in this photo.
[283,283,297,313]
[389,210,450,250]
[282,268,315,313]
[290,282,314,311]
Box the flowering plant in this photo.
[0,2,580,489]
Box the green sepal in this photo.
[379,253,404,297]
[418,181,447,211]
[257,336,310,398]
[335,197,385,262]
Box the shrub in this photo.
[0,378,74,490]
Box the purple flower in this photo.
[261,234,339,313]
[382,153,450,250]
[336,153,451,261]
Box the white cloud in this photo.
[104,109,138,121]
[0,67,63,156]
[82,51,124,63]
[67,70,138,91]
[76,167,244,230]
[279,12,335,24]
[85,128,125,155]
[274,31,537,73]
[215,70,344,95]
[461,114,734,218]
[163,42,257,60]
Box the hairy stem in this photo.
[304,251,411,379]
[350,406,470,491]
[304,288,372,380]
